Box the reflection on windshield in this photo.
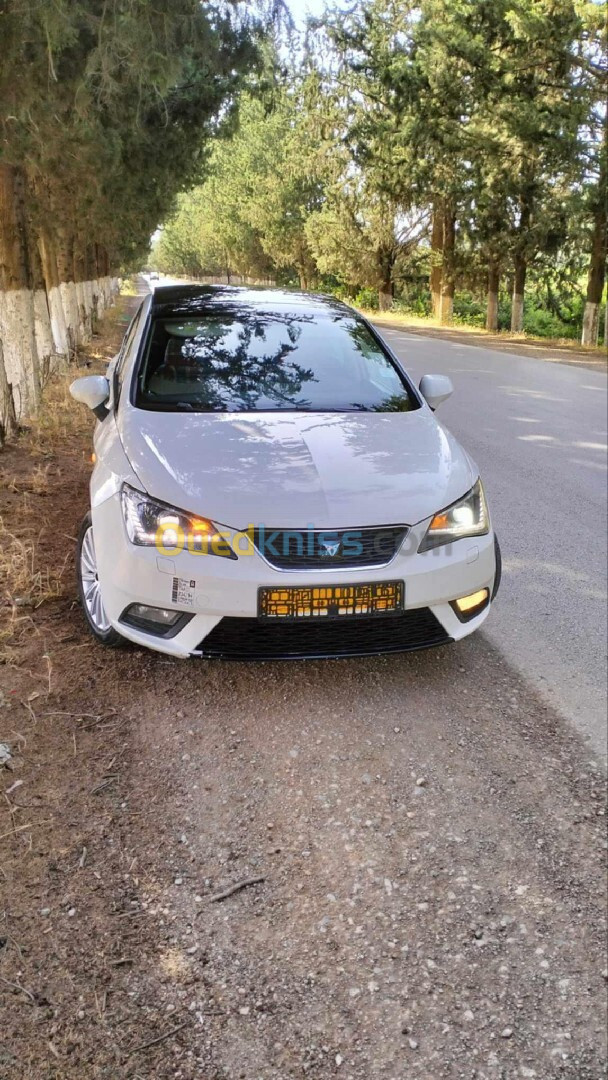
[137,309,417,413]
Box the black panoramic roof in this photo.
[150,284,354,319]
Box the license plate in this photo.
[258,581,404,620]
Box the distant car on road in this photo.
[69,286,501,659]
[149,270,160,280]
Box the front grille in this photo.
[253,525,408,571]
[197,609,450,660]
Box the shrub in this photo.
[523,307,579,340]
[393,292,431,317]
[452,291,486,327]
[326,283,355,303]
[353,287,379,310]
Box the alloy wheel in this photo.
[79,526,111,633]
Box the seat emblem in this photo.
[320,539,340,557]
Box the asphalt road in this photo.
[377,322,608,756]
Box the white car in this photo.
[70,286,501,659]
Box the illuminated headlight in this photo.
[419,479,489,552]
[120,484,237,559]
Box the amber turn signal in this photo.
[454,588,489,614]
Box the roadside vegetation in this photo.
[0,1,276,442]
[0,1,605,449]
[0,298,132,662]
[152,1,607,348]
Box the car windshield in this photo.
[135,310,418,413]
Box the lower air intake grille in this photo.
[197,609,450,660]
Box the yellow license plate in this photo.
[258,581,404,620]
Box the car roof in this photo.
[150,284,355,319]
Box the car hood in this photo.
[119,407,476,529]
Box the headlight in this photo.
[418,478,489,552]
[120,485,237,560]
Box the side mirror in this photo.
[419,373,454,411]
[70,375,110,420]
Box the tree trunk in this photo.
[93,245,104,314]
[18,171,56,386]
[378,274,393,311]
[28,174,68,369]
[581,149,606,346]
[97,246,111,311]
[486,258,500,331]
[38,225,69,360]
[86,245,99,322]
[511,193,532,333]
[56,226,80,354]
[0,336,18,446]
[84,245,96,325]
[31,260,55,386]
[438,204,455,325]
[73,238,91,342]
[430,200,443,318]
[0,163,41,418]
[511,255,526,333]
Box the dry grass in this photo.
[26,294,132,455]
[120,276,139,297]
[362,308,493,334]
[29,464,51,495]
[0,518,67,664]
[0,294,129,663]
[0,518,66,608]
[27,370,95,457]
[360,307,606,355]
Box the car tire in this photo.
[76,512,125,647]
[491,534,502,600]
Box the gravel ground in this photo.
[0,297,606,1079]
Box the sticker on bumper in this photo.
[172,577,196,607]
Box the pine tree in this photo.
[0,0,264,427]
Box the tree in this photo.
[306,193,427,307]
[302,2,430,309]
[0,0,264,427]
[581,122,607,345]
[150,0,601,344]
[236,92,322,289]
[576,1,608,345]
[154,89,321,288]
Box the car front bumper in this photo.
[92,493,498,659]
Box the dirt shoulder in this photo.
[370,315,607,371]
[0,298,606,1079]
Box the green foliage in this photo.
[150,0,606,342]
[153,89,320,285]
[522,306,579,341]
[452,293,487,329]
[0,1,266,268]
[353,288,380,311]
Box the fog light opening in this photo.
[451,588,490,622]
[120,604,192,638]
